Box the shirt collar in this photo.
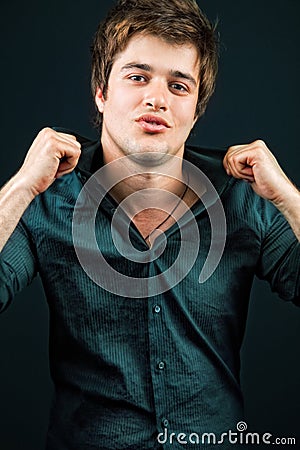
[53,127,230,197]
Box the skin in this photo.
[95,34,200,166]
[223,140,300,240]
[0,32,299,251]
[94,34,201,237]
[95,33,300,241]
[0,128,81,251]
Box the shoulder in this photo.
[184,144,229,197]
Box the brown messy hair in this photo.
[91,0,219,128]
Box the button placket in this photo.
[148,296,170,439]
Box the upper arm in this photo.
[255,202,300,305]
[0,220,37,313]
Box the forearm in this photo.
[223,140,300,241]
[273,184,300,242]
[0,174,35,252]
[0,129,81,253]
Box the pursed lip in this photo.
[135,114,171,130]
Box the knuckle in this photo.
[74,147,81,157]
[40,129,58,149]
[254,139,265,147]
[227,143,239,151]
[40,127,54,139]
[46,135,57,148]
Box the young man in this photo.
[0,0,299,448]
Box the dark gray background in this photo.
[0,1,299,449]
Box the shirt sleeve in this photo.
[255,199,300,305]
[0,219,37,313]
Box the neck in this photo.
[102,147,186,214]
[101,144,200,245]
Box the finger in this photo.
[226,144,247,153]
[56,169,75,178]
[37,128,78,145]
[55,167,77,178]
[55,153,81,178]
[226,157,255,182]
[226,159,241,179]
[57,132,79,142]
[35,129,81,159]
[54,139,81,160]
[227,147,253,172]
[60,147,81,165]
[56,150,81,173]
[57,134,81,149]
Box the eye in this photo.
[170,83,188,93]
[129,75,147,82]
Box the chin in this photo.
[129,150,172,167]
[120,138,176,166]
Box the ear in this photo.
[95,87,105,113]
[191,115,199,130]
[192,106,200,128]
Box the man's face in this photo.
[95,33,200,165]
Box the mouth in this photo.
[135,115,171,133]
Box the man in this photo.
[0,0,299,449]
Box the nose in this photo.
[143,80,168,112]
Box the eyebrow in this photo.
[169,70,197,87]
[120,63,198,87]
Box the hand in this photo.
[17,128,81,196]
[223,139,296,205]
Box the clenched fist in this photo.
[18,128,81,197]
[223,139,296,206]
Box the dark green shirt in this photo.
[0,130,299,449]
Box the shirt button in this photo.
[153,305,161,314]
[157,361,165,370]
[161,418,169,428]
